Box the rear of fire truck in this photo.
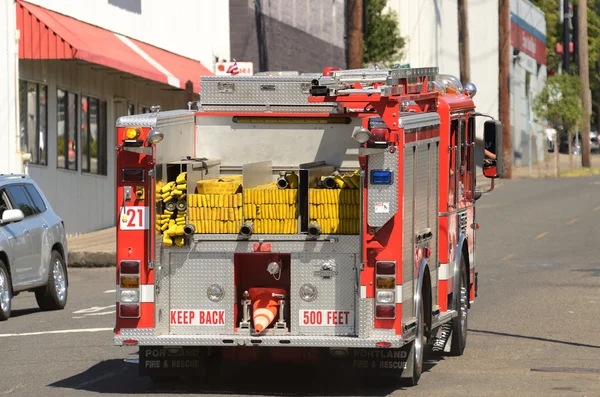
[113,67,502,386]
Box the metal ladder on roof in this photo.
[309,66,439,97]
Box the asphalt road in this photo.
[1,175,600,397]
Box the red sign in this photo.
[511,21,546,65]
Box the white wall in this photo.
[0,0,21,174]
[23,0,230,69]
[386,0,497,141]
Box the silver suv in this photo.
[0,174,68,321]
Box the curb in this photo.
[68,251,116,268]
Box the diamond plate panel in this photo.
[370,327,399,339]
[115,334,405,348]
[116,110,192,128]
[155,241,170,336]
[367,150,399,227]
[120,328,157,337]
[415,144,429,232]
[357,298,373,338]
[200,76,318,105]
[167,252,234,336]
[291,254,356,335]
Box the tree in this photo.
[532,73,583,176]
[532,0,600,130]
[363,0,406,67]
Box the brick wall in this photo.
[229,0,346,73]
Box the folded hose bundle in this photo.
[308,170,361,235]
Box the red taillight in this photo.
[122,339,139,346]
[120,304,140,318]
[375,261,396,320]
[376,341,392,348]
[375,305,395,319]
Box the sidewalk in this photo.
[511,152,600,179]
[67,227,116,267]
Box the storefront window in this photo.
[19,80,48,166]
[57,89,78,170]
[81,96,107,175]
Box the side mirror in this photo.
[482,120,503,179]
[1,209,25,224]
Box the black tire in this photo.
[0,260,12,321]
[450,257,468,356]
[35,250,68,311]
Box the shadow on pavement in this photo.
[48,352,446,395]
[573,268,600,277]
[10,307,41,318]
[470,329,600,349]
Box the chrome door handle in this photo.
[23,228,30,235]
[42,224,49,229]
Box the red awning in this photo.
[16,0,212,93]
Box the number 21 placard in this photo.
[119,206,148,230]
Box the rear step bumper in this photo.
[115,332,406,348]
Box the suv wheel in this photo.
[35,250,68,311]
[0,260,12,321]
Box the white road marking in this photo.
[0,328,112,338]
[104,289,116,294]
[73,305,114,314]
[0,384,24,395]
[73,311,116,319]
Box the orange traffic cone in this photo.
[248,287,286,334]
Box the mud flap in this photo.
[322,345,413,377]
[139,346,208,377]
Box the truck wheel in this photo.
[400,292,425,386]
[450,257,468,356]
[35,250,68,311]
[0,260,12,321]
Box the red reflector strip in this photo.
[122,339,139,346]
[376,341,392,348]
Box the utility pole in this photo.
[563,0,570,74]
[346,0,363,69]
[578,0,591,167]
[499,0,512,178]
[458,0,471,84]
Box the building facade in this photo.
[229,0,347,72]
[1,0,228,236]
[1,0,349,236]
[387,0,547,168]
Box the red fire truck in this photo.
[114,66,502,386]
